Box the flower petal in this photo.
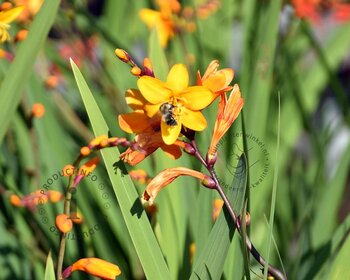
[138,76,172,104]
[144,103,161,118]
[181,109,207,131]
[139,9,161,29]
[118,112,150,133]
[179,86,216,110]
[125,89,148,110]
[160,144,182,159]
[166,64,189,93]
[203,68,234,93]
[0,6,24,23]
[161,120,182,145]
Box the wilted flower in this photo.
[142,167,215,205]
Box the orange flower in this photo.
[56,214,73,233]
[13,0,42,22]
[142,167,215,205]
[207,84,244,162]
[291,0,350,23]
[137,64,216,144]
[62,258,121,280]
[118,88,183,165]
[197,60,234,95]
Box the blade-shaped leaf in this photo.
[70,60,170,280]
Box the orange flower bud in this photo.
[45,75,59,89]
[15,29,28,42]
[80,146,90,156]
[78,157,99,176]
[31,103,45,118]
[48,190,63,203]
[62,165,75,177]
[56,214,73,233]
[115,48,130,63]
[62,258,121,279]
[89,135,108,148]
[131,66,142,76]
[0,2,13,11]
[10,194,22,207]
[99,138,108,148]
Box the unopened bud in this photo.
[142,58,154,76]
[183,142,196,155]
[201,175,216,189]
[115,48,130,63]
[238,211,251,227]
[131,66,142,76]
[206,152,217,167]
[80,146,90,156]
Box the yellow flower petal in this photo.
[118,112,150,133]
[181,109,207,131]
[144,103,161,118]
[179,86,216,110]
[166,64,189,93]
[139,8,161,28]
[161,120,182,145]
[138,76,172,104]
[125,89,148,110]
[0,6,24,23]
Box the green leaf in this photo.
[149,29,169,80]
[0,0,60,145]
[44,251,55,280]
[190,155,247,280]
[70,59,170,280]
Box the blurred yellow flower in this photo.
[139,0,180,47]
[0,5,24,43]
[137,63,216,145]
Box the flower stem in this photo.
[56,156,83,280]
[190,141,287,280]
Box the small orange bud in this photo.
[62,164,75,177]
[15,29,28,42]
[89,135,108,148]
[31,103,45,118]
[115,48,129,62]
[131,66,142,76]
[0,2,13,11]
[56,214,73,233]
[45,75,59,89]
[78,157,99,176]
[80,146,90,156]
[10,194,22,207]
[48,190,63,203]
[99,138,108,148]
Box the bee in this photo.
[159,102,177,126]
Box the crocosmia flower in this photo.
[137,63,216,145]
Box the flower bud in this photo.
[56,214,73,233]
